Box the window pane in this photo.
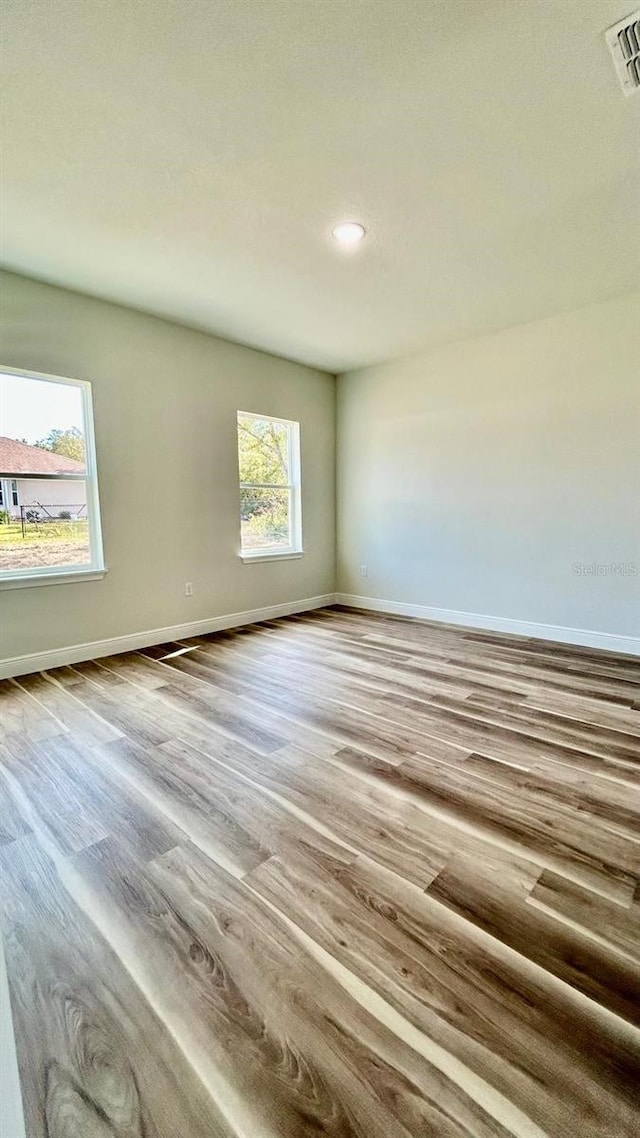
[240,486,291,551]
[0,370,101,576]
[237,413,289,485]
[1,374,87,472]
[0,483,91,570]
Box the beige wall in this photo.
[2,273,637,667]
[0,271,335,663]
[337,292,640,639]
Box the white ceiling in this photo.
[1,0,639,372]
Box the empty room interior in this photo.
[1,2,639,1136]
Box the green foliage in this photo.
[237,415,290,533]
[240,487,289,548]
[35,426,86,465]
[0,509,8,525]
[237,415,288,486]
[236,415,294,549]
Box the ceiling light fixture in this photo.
[332,221,366,246]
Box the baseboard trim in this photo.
[335,593,640,657]
[4,590,637,677]
[0,593,337,680]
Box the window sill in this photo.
[240,550,304,564]
[0,567,107,591]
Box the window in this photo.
[237,411,302,559]
[0,366,105,587]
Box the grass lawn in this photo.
[0,520,91,570]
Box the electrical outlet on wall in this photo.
[360,565,368,577]
[185,582,194,597]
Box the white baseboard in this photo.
[4,590,637,678]
[0,593,337,680]
[335,593,640,657]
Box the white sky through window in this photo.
[0,373,84,443]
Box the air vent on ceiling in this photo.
[606,11,640,95]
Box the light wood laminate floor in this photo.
[1,606,639,1137]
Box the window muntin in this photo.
[0,367,104,582]
[237,411,302,557]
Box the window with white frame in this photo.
[0,366,104,585]
[237,411,302,558]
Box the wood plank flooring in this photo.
[1,605,639,1137]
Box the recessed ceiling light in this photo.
[332,221,366,246]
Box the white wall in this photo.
[337,292,640,643]
[0,271,335,666]
[2,274,637,668]
[14,478,87,514]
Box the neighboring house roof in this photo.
[0,436,86,475]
